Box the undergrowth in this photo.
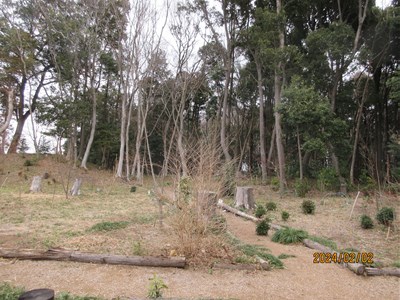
[226,233,284,269]
[88,221,129,232]
[272,227,308,244]
[0,283,103,300]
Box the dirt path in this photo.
[0,213,399,299]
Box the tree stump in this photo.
[29,176,42,193]
[234,186,255,210]
[18,288,54,300]
[70,178,82,196]
[197,191,218,219]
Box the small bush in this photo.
[0,283,24,300]
[360,215,374,229]
[89,221,129,232]
[270,177,280,191]
[23,159,33,166]
[281,211,290,221]
[256,219,270,236]
[376,207,395,226]
[255,204,267,218]
[272,227,308,244]
[317,168,339,192]
[301,200,315,214]
[294,179,310,198]
[266,201,277,211]
[148,274,168,299]
[130,186,137,192]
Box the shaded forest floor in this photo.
[0,154,399,299]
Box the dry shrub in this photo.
[164,130,236,264]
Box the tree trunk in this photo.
[8,115,28,154]
[256,59,267,183]
[70,178,82,196]
[30,176,42,193]
[297,126,303,180]
[0,89,14,135]
[350,78,369,184]
[0,247,186,268]
[81,90,97,169]
[234,187,255,210]
[274,0,286,194]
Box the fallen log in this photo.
[217,199,260,222]
[365,267,400,277]
[0,248,186,268]
[217,200,283,231]
[302,239,365,276]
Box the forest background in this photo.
[0,0,399,193]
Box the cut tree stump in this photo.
[70,178,82,196]
[18,289,54,300]
[0,247,186,268]
[234,187,255,210]
[29,176,42,193]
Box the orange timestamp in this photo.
[313,252,374,264]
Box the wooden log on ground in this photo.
[365,267,400,277]
[234,186,255,210]
[218,199,260,222]
[29,176,42,193]
[0,247,186,268]
[19,289,54,300]
[302,239,365,275]
[70,178,82,196]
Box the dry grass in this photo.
[250,185,400,266]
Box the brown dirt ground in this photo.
[0,212,399,300]
[0,154,399,299]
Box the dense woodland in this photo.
[0,0,399,192]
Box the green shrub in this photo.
[277,253,296,259]
[376,207,395,226]
[317,168,339,192]
[270,177,280,191]
[23,159,33,166]
[256,219,270,236]
[147,274,168,299]
[360,215,374,229]
[272,227,308,244]
[255,204,267,218]
[0,283,24,300]
[266,201,277,211]
[308,236,338,251]
[281,211,290,221]
[130,186,137,192]
[294,178,310,198]
[89,221,129,232]
[301,200,315,214]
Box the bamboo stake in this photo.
[349,191,360,220]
